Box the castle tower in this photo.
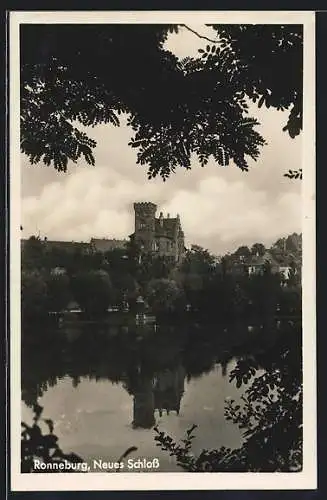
[133,202,157,252]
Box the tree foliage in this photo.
[71,269,113,316]
[179,245,216,275]
[21,269,49,320]
[146,278,184,315]
[46,271,72,313]
[21,404,85,473]
[135,253,175,289]
[209,25,303,138]
[233,245,252,260]
[251,243,266,256]
[155,321,302,472]
[284,168,302,180]
[21,236,46,270]
[20,24,302,179]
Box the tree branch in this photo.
[181,24,219,44]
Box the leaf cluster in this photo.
[154,320,302,472]
[284,168,302,180]
[209,24,303,138]
[21,404,85,473]
[21,24,303,178]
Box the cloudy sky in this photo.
[21,25,302,256]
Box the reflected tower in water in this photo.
[153,365,185,417]
[132,365,185,428]
[132,374,156,429]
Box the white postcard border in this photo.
[10,10,316,491]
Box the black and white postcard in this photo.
[9,10,316,491]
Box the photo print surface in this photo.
[10,10,316,491]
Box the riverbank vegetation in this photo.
[21,233,302,472]
[21,233,301,327]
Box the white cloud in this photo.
[20,27,302,255]
[21,149,301,254]
[161,177,301,253]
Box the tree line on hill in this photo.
[21,234,301,323]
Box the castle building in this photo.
[131,202,185,262]
[22,202,186,262]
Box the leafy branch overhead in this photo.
[21,24,303,178]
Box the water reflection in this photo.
[22,322,257,409]
[21,321,285,469]
[131,364,186,428]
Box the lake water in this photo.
[21,322,266,472]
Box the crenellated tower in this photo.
[133,202,157,252]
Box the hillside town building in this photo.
[130,202,185,263]
[22,202,186,263]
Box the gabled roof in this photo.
[44,240,90,252]
[248,251,279,268]
[90,238,127,252]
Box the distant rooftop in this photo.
[90,238,128,252]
